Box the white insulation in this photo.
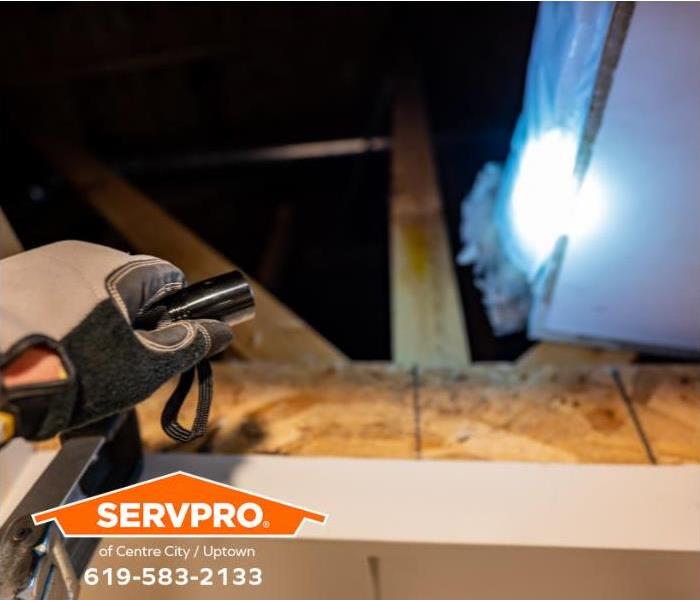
[458,2,614,335]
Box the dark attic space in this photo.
[0,3,537,360]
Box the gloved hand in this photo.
[0,240,232,440]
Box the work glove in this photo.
[0,240,232,440]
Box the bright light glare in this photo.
[508,129,605,274]
[570,170,606,240]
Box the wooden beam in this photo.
[517,342,636,368]
[33,137,347,365]
[126,361,699,464]
[419,365,648,463]
[0,207,23,258]
[120,137,390,173]
[617,365,700,464]
[389,74,470,368]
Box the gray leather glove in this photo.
[0,241,232,440]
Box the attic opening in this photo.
[0,3,538,360]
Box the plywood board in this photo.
[138,362,416,458]
[129,362,700,464]
[418,365,649,463]
[617,365,700,464]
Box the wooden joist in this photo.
[33,137,347,365]
[0,207,23,258]
[517,342,636,368]
[135,361,700,464]
[389,74,470,368]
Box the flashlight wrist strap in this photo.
[160,359,213,443]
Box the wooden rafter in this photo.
[0,206,23,258]
[33,137,347,365]
[389,73,470,368]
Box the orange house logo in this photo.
[32,471,327,538]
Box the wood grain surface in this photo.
[132,362,699,464]
[617,365,700,464]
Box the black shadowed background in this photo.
[0,3,538,360]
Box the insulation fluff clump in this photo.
[457,163,531,336]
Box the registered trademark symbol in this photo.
[263,520,270,528]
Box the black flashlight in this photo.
[135,271,255,330]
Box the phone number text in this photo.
[83,566,262,587]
